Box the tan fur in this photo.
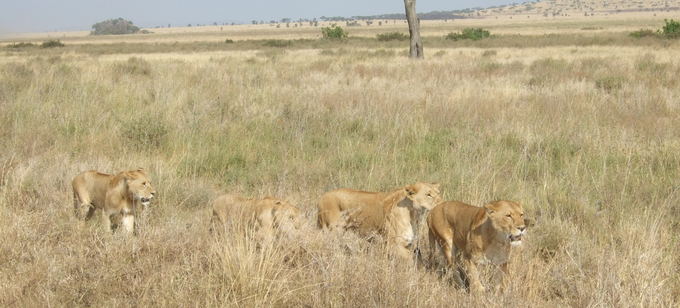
[73,169,156,234]
[317,182,441,258]
[210,194,302,243]
[427,200,527,294]
[72,170,114,220]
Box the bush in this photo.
[91,18,140,35]
[321,25,348,40]
[661,19,680,39]
[445,28,490,41]
[376,32,408,41]
[224,38,234,44]
[595,76,625,92]
[6,42,36,49]
[629,29,657,38]
[40,40,64,48]
[262,40,292,47]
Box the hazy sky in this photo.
[0,0,517,34]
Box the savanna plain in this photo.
[1,14,679,307]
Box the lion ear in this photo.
[483,203,495,215]
[431,182,441,191]
[405,185,416,196]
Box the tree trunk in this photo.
[404,0,423,59]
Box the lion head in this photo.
[403,182,442,210]
[263,197,303,230]
[484,200,527,246]
[122,169,157,207]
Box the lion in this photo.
[427,200,527,294]
[72,169,156,234]
[317,182,441,258]
[210,194,302,243]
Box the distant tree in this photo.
[91,18,140,35]
[321,25,348,39]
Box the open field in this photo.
[1,9,678,44]
[1,12,680,307]
[476,0,680,18]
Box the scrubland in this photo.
[1,16,680,307]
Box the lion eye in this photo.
[506,214,512,218]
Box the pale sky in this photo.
[0,0,518,34]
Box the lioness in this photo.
[427,200,527,294]
[73,169,156,234]
[317,182,441,258]
[210,194,302,242]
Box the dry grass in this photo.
[1,17,680,306]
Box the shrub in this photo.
[445,28,490,41]
[376,32,408,41]
[321,25,348,40]
[629,29,657,38]
[262,40,292,47]
[224,38,234,44]
[91,18,140,35]
[40,40,64,48]
[661,19,680,39]
[6,42,36,49]
[595,76,625,92]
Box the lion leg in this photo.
[84,206,96,220]
[102,210,113,233]
[427,229,436,266]
[319,209,342,230]
[463,258,485,295]
[497,262,510,293]
[442,241,465,288]
[73,190,92,220]
[121,214,135,234]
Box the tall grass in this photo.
[0,42,679,306]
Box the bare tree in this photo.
[404,0,423,58]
